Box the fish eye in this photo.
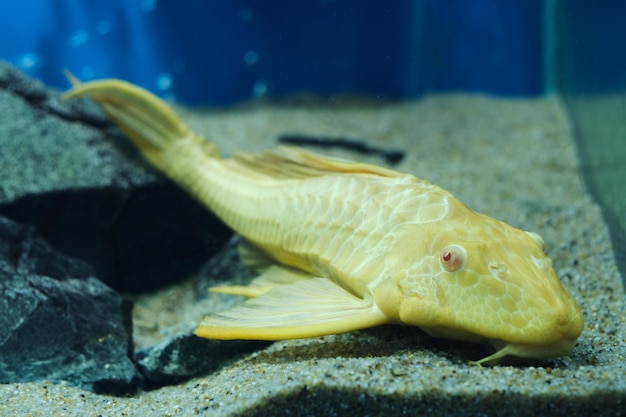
[440,245,467,272]
[525,231,546,251]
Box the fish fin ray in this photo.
[196,278,389,340]
[210,264,312,297]
[63,77,220,170]
[237,239,275,270]
[231,146,403,179]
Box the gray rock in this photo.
[0,62,254,394]
[0,61,106,125]
[0,216,136,394]
[0,60,231,292]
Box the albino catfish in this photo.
[64,77,583,365]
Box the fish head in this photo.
[380,210,583,363]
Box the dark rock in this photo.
[137,334,269,387]
[195,234,256,290]
[0,216,136,394]
[0,60,232,292]
[0,184,232,293]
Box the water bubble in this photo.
[243,51,258,65]
[80,66,95,80]
[252,80,268,98]
[15,53,40,70]
[68,30,89,48]
[142,0,157,13]
[173,59,186,73]
[156,73,173,91]
[95,20,111,35]
[239,8,253,22]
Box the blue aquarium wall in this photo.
[556,0,626,94]
[1,0,543,105]
[555,0,626,283]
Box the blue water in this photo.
[2,0,543,105]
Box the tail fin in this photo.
[62,71,219,168]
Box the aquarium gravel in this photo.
[1,94,624,416]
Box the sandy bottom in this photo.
[2,94,624,416]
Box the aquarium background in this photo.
[1,0,625,285]
[556,0,626,287]
[1,0,544,104]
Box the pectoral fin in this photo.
[195,278,389,340]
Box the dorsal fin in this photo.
[230,146,403,180]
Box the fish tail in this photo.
[62,71,220,170]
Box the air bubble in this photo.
[252,80,268,98]
[15,53,40,70]
[173,60,186,73]
[243,51,258,65]
[95,20,111,35]
[80,66,95,80]
[239,8,253,22]
[68,30,89,48]
[142,0,157,13]
[157,73,173,91]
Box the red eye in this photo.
[440,245,466,272]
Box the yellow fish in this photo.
[64,77,583,365]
